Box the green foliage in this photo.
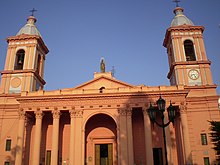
[209,121,220,161]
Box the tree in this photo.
[209,121,220,162]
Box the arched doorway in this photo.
[85,113,117,165]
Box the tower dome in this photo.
[170,7,194,27]
[16,16,41,36]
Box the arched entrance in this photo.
[85,113,117,165]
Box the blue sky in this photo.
[0,0,219,94]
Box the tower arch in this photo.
[184,39,196,61]
[14,49,25,70]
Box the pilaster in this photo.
[51,109,61,165]
[69,109,84,165]
[118,108,128,165]
[15,109,26,165]
[142,108,154,165]
[180,102,193,165]
[126,108,134,165]
[32,110,44,165]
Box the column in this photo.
[126,109,134,165]
[180,103,193,165]
[143,109,154,165]
[69,109,83,165]
[118,109,128,165]
[51,109,61,165]
[32,110,43,165]
[15,109,26,165]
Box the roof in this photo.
[16,16,41,36]
[170,7,194,27]
[74,74,134,90]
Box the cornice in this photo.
[185,95,219,102]
[16,90,188,103]
[1,69,46,85]
[7,34,49,54]
[163,25,204,47]
[184,84,218,90]
[167,60,211,79]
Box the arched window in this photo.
[14,49,25,70]
[184,40,196,61]
[99,87,105,93]
[36,54,41,74]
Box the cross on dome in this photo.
[29,8,37,16]
[173,0,180,7]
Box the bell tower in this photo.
[163,6,213,86]
[0,14,49,94]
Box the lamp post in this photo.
[148,96,176,165]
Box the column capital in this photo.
[118,108,127,116]
[69,109,83,118]
[180,102,187,114]
[52,109,61,119]
[18,108,26,120]
[142,108,149,116]
[34,110,44,119]
[127,108,133,116]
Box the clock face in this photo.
[188,69,199,80]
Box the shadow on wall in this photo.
[5,143,21,165]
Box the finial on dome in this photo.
[27,8,37,24]
[173,0,180,7]
[16,8,41,36]
[170,1,194,27]
[29,8,37,16]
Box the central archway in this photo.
[85,113,117,165]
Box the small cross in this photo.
[173,0,180,7]
[111,66,116,77]
[29,8,37,16]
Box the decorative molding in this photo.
[69,109,83,118]
[34,110,44,119]
[142,109,148,116]
[180,102,187,114]
[118,108,127,116]
[127,109,133,116]
[18,108,26,120]
[52,109,61,119]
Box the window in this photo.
[201,133,208,145]
[14,49,25,70]
[99,87,105,93]
[184,40,196,61]
[46,150,51,165]
[153,148,163,165]
[4,162,10,165]
[36,54,41,74]
[204,157,210,165]
[5,139,11,151]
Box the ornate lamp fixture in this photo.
[148,96,176,165]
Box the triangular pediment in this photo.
[74,75,134,90]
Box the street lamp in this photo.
[148,96,176,165]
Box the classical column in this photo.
[15,109,26,165]
[51,109,61,165]
[126,109,134,165]
[69,109,83,165]
[118,109,128,165]
[32,110,44,165]
[143,108,154,165]
[180,103,193,165]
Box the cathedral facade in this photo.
[0,5,219,165]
